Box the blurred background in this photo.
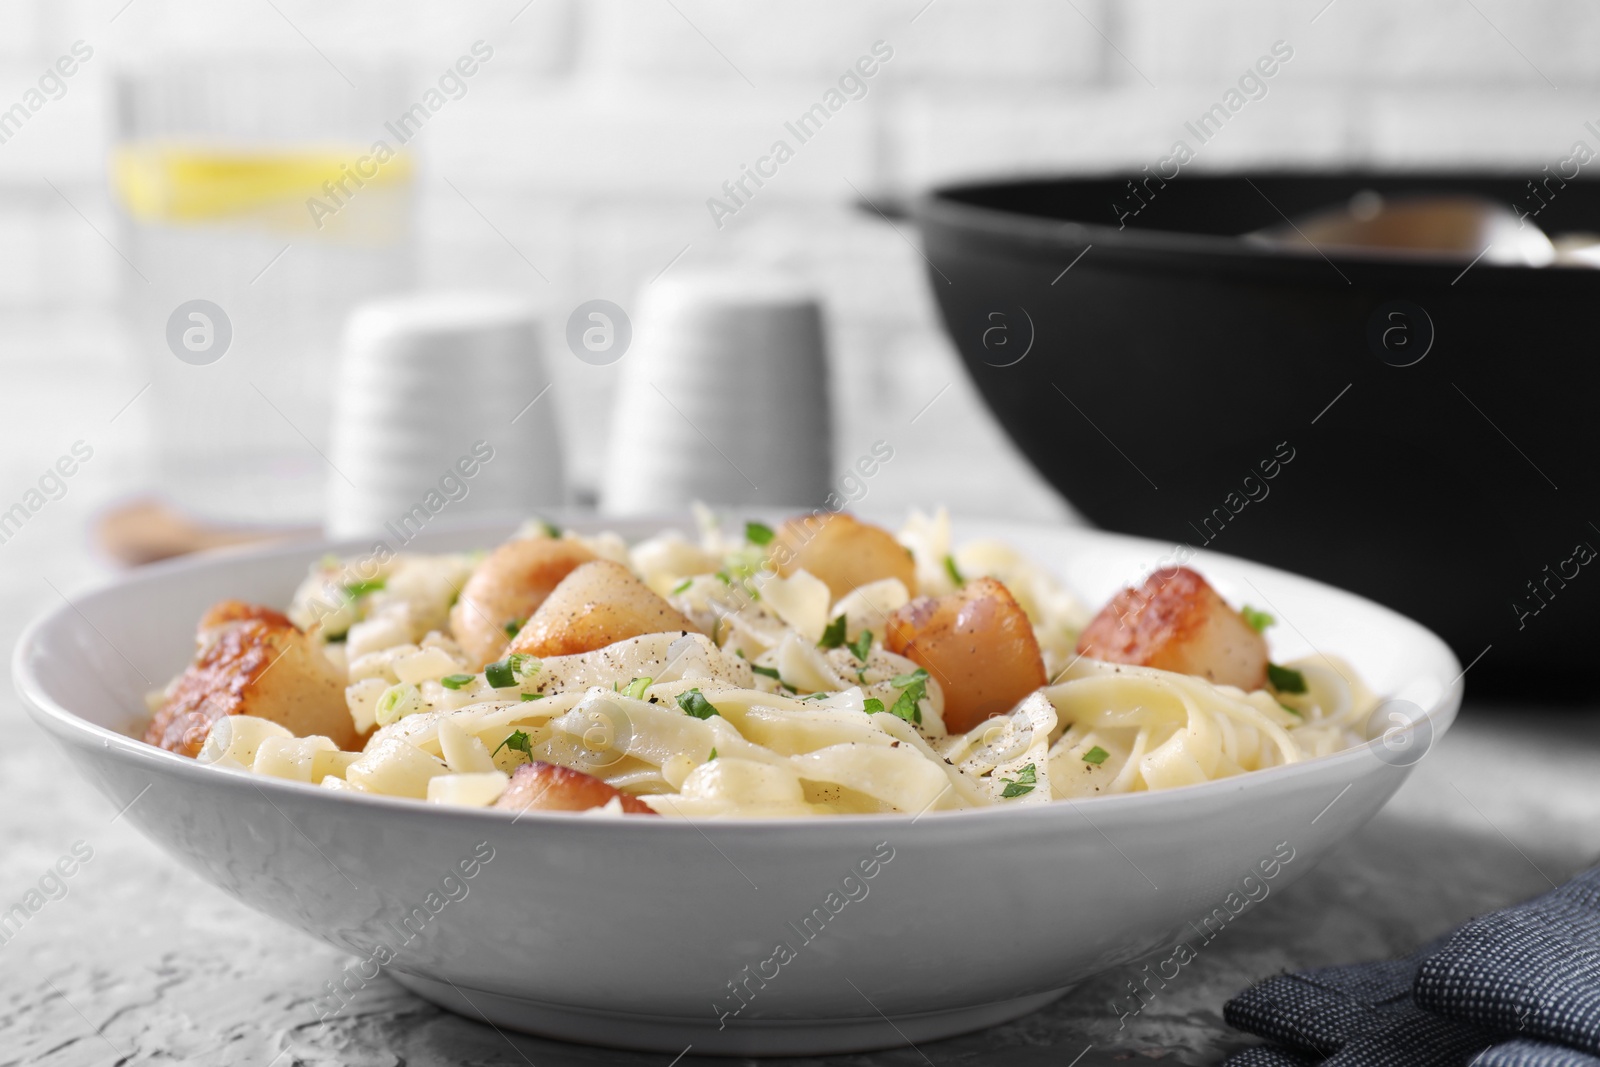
[2,0,1593,629]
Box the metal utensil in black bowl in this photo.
[914,172,1600,697]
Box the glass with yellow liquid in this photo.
[114,59,416,524]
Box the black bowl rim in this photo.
[914,171,1600,286]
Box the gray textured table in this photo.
[4,660,1596,1067]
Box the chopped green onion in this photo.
[818,614,848,650]
[999,763,1037,798]
[502,617,526,638]
[676,688,720,720]
[440,673,475,691]
[943,554,965,588]
[751,665,781,680]
[715,571,732,585]
[520,692,544,702]
[1241,605,1275,633]
[1082,745,1110,765]
[343,578,385,599]
[622,677,653,700]
[493,729,532,758]
[1279,701,1302,717]
[507,652,540,679]
[1267,663,1307,694]
[484,659,517,689]
[849,630,874,663]
[862,697,885,715]
[672,578,693,594]
[373,682,423,726]
[745,521,775,546]
[707,747,718,761]
[540,520,561,538]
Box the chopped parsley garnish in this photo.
[493,729,532,758]
[520,692,544,701]
[943,554,965,588]
[622,676,653,700]
[484,659,517,689]
[1267,663,1307,694]
[862,697,886,715]
[672,578,693,594]
[676,688,720,720]
[848,630,874,663]
[1241,605,1275,633]
[889,668,928,726]
[540,520,561,538]
[745,521,775,545]
[999,763,1038,798]
[343,578,385,599]
[887,667,930,725]
[1082,745,1109,765]
[502,617,526,638]
[440,673,475,690]
[751,665,781,680]
[818,614,848,650]
[707,747,717,761]
[890,668,930,690]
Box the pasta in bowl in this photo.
[15,513,1459,1055]
[142,508,1380,818]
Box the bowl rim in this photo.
[12,512,1464,834]
[914,171,1600,281]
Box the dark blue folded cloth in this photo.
[1223,864,1600,1067]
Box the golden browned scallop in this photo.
[885,577,1047,734]
[506,560,701,659]
[772,512,917,603]
[1075,567,1268,691]
[494,761,657,815]
[449,538,596,668]
[145,600,359,756]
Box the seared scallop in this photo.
[1075,567,1268,691]
[772,512,917,603]
[885,577,1047,733]
[507,560,701,659]
[145,600,359,756]
[449,537,596,668]
[494,761,656,815]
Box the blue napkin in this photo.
[1223,864,1600,1066]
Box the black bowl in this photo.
[915,172,1600,696]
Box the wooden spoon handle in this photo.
[96,498,318,567]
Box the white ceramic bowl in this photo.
[13,516,1461,1057]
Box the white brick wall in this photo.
[0,0,1585,524]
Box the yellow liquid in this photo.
[113,143,414,228]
